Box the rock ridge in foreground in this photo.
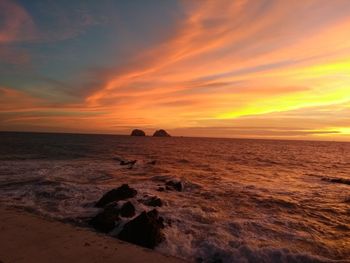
[90,184,169,249]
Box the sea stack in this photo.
[130,129,146,136]
[152,129,171,137]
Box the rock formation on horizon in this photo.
[152,129,171,137]
[130,129,146,136]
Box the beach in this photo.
[0,206,185,263]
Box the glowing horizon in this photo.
[1,0,350,141]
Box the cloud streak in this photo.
[1,0,350,140]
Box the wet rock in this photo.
[120,201,135,217]
[322,177,350,185]
[95,184,137,207]
[120,160,137,166]
[141,196,163,207]
[118,209,165,249]
[152,129,171,137]
[119,159,137,170]
[157,187,165,192]
[89,204,120,233]
[131,129,146,136]
[165,180,183,191]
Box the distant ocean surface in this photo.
[0,132,349,262]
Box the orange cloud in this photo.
[82,1,349,132]
[2,0,350,140]
[0,0,35,43]
[0,87,43,111]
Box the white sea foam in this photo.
[0,133,349,262]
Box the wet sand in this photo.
[0,206,186,263]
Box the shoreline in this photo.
[0,206,186,263]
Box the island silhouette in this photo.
[130,129,171,137]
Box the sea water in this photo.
[0,132,349,262]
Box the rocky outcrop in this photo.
[90,184,171,249]
[152,129,171,137]
[141,196,162,207]
[118,159,137,170]
[322,177,350,185]
[130,129,146,136]
[165,180,183,192]
[157,187,165,192]
[89,204,120,233]
[118,209,164,249]
[120,160,137,166]
[95,184,137,207]
[120,201,135,217]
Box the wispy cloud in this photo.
[1,0,350,140]
[0,0,35,43]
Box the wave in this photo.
[1,134,349,262]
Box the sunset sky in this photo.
[1,0,350,140]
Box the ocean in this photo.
[0,132,349,262]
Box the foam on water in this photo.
[0,132,349,262]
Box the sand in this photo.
[0,206,186,263]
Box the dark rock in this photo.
[322,177,350,185]
[89,204,120,233]
[152,129,171,137]
[118,209,165,249]
[148,209,165,228]
[165,180,183,192]
[120,201,135,217]
[131,129,146,136]
[119,160,137,170]
[95,184,137,207]
[120,160,137,166]
[147,160,157,165]
[141,196,163,207]
[157,187,165,192]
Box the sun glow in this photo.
[218,59,350,120]
[1,0,350,140]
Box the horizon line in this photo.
[1,129,349,144]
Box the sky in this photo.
[1,0,350,141]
